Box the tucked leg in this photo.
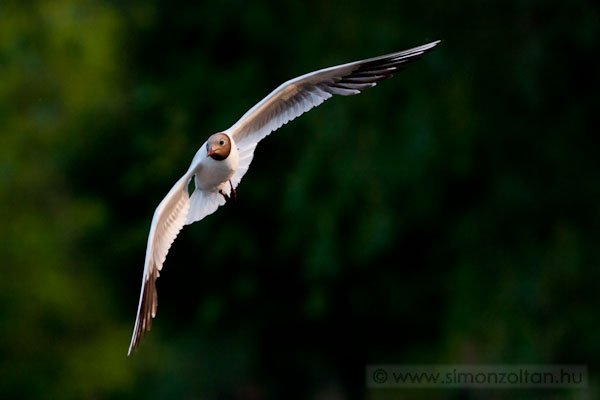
[218,180,237,204]
[228,180,237,202]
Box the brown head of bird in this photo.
[206,133,231,161]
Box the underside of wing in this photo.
[230,141,257,189]
[225,40,441,149]
[128,171,192,355]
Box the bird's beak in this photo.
[206,148,216,158]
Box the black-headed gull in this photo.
[128,40,441,355]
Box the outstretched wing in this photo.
[225,40,441,150]
[128,169,194,355]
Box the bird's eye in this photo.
[219,139,225,146]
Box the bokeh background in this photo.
[1,0,599,399]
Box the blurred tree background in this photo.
[1,0,599,399]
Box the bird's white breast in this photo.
[192,137,239,191]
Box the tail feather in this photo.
[185,187,226,225]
